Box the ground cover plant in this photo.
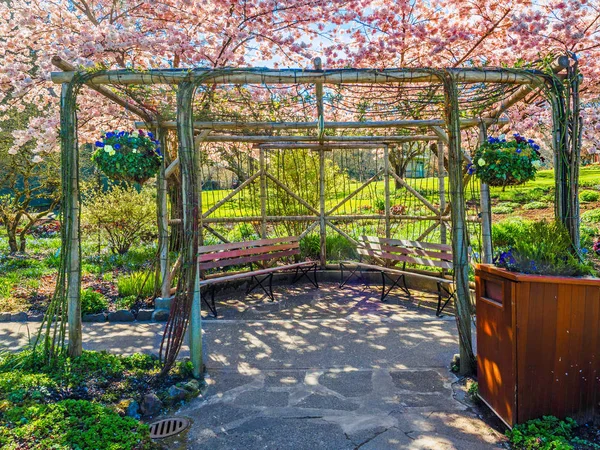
[0,350,201,449]
[507,416,599,450]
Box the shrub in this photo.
[523,201,548,210]
[499,202,520,209]
[80,289,109,315]
[117,270,158,299]
[81,185,157,255]
[581,208,600,225]
[492,205,514,214]
[496,221,593,277]
[0,399,154,449]
[300,234,357,262]
[266,149,350,235]
[116,295,137,310]
[579,189,600,203]
[231,223,259,241]
[580,224,597,249]
[493,218,531,250]
[373,198,386,212]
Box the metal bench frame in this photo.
[198,237,318,317]
[339,237,456,316]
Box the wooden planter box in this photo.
[475,264,600,427]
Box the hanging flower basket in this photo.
[468,134,544,188]
[92,130,162,184]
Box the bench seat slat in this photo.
[362,243,453,262]
[199,236,300,254]
[357,248,453,270]
[341,261,453,285]
[198,243,297,262]
[200,261,316,285]
[199,248,300,271]
[362,236,452,252]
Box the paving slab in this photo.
[0,282,502,449]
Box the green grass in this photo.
[198,166,600,216]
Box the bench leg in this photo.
[247,273,275,302]
[381,272,411,302]
[339,262,360,289]
[436,282,455,316]
[291,263,319,289]
[201,285,219,318]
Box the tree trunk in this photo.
[7,227,18,253]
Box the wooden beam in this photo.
[205,135,439,143]
[51,67,547,86]
[485,56,569,120]
[257,143,394,150]
[51,56,153,121]
[135,117,509,131]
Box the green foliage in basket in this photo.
[92,130,161,184]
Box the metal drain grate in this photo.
[149,418,190,439]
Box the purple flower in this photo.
[114,143,121,150]
[105,132,114,138]
[95,141,104,147]
[516,148,522,154]
[497,250,516,266]
[147,131,154,139]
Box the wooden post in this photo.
[314,58,326,267]
[61,82,82,358]
[157,128,171,299]
[383,145,391,242]
[478,124,493,264]
[176,82,202,378]
[437,140,447,245]
[443,72,476,376]
[259,147,267,239]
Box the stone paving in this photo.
[176,282,506,449]
[0,281,506,449]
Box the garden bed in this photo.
[0,350,202,449]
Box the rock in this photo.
[181,380,200,392]
[125,399,141,419]
[167,385,188,402]
[182,379,201,395]
[136,309,153,322]
[108,310,135,322]
[0,313,11,322]
[154,297,172,311]
[28,313,44,322]
[11,312,27,322]
[140,393,163,417]
[451,353,460,371]
[152,309,170,322]
[82,313,107,323]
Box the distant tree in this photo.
[0,107,60,254]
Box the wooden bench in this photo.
[339,236,455,316]
[198,236,318,316]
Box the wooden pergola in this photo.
[46,55,581,377]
